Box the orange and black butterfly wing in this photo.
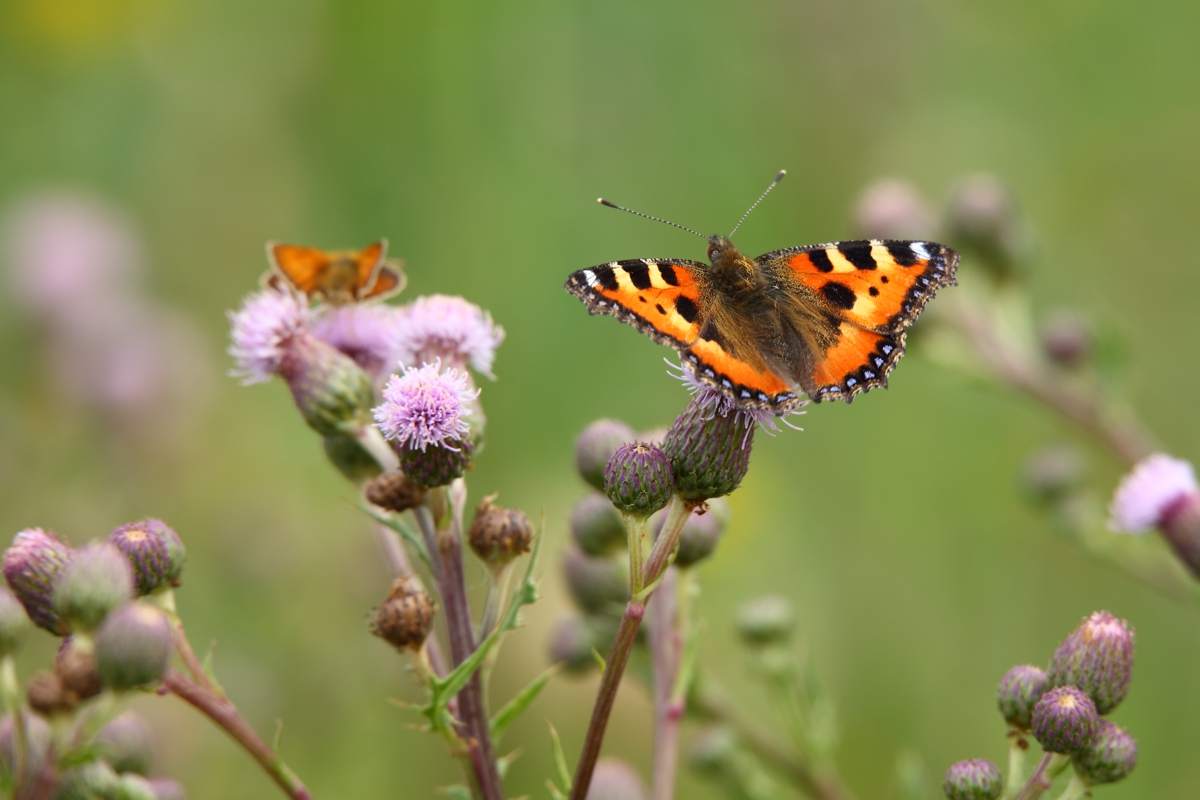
[350,240,388,300]
[565,259,802,412]
[266,243,333,295]
[361,258,407,301]
[758,239,958,403]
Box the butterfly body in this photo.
[264,239,406,305]
[566,236,958,410]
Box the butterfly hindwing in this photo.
[565,259,707,348]
[361,259,407,301]
[806,325,905,403]
[681,336,803,412]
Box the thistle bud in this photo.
[0,712,52,775]
[3,527,73,634]
[0,586,30,657]
[371,576,435,651]
[96,711,154,775]
[56,760,121,800]
[1020,445,1085,507]
[398,439,474,488]
[570,494,626,556]
[663,396,753,502]
[1048,611,1134,715]
[26,672,70,715]
[109,519,184,595]
[1031,686,1099,754]
[145,778,186,800]
[94,602,173,690]
[548,615,601,674]
[323,434,384,484]
[942,760,1003,800]
[687,725,739,775]
[281,335,376,437]
[576,419,635,492]
[468,497,533,568]
[996,665,1049,730]
[658,498,731,568]
[55,542,135,633]
[57,638,102,705]
[604,443,674,518]
[117,774,162,800]
[735,595,796,646]
[365,471,427,513]
[586,758,648,800]
[563,546,629,615]
[944,174,1027,280]
[1072,719,1136,785]
[853,179,935,240]
[1040,311,1093,368]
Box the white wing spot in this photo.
[583,270,598,287]
[910,242,930,260]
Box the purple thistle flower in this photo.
[1109,453,1199,533]
[310,302,405,380]
[373,361,479,451]
[227,288,314,385]
[668,360,806,433]
[391,294,505,378]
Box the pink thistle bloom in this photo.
[391,295,505,378]
[310,303,404,379]
[668,359,806,435]
[374,361,479,451]
[227,288,313,385]
[1109,453,1199,533]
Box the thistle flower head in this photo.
[109,519,184,595]
[0,712,52,776]
[663,392,756,502]
[549,615,603,674]
[1072,719,1137,785]
[468,497,534,568]
[563,546,629,614]
[310,302,405,379]
[227,288,313,385]
[942,760,1003,800]
[570,493,627,556]
[1109,453,1199,533]
[365,471,428,513]
[1048,610,1134,715]
[604,442,674,518]
[371,576,435,651]
[374,361,478,452]
[56,638,102,705]
[576,419,635,492]
[54,542,135,633]
[391,294,505,378]
[3,527,73,634]
[996,664,1049,730]
[1031,685,1099,754]
[95,711,154,775]
[94,602,173,690]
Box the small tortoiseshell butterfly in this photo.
[264,239,406,305]
[565,172,958,411]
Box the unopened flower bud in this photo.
[656,498,731,568]
[323,434,384,484]
[399,439,474,488]
[57,638,102,704]
[735,596,796,646]
[996,665,1049,730]
[942,759,1003,800]
[1040,312,1093,368]
[146,778,186,800]
[117,774,162,800]
[56,760,121,800]
[371,576,435,651]
[1048,611,1134,715]
[1021,446,1085,507]
[548,616,602,674]
[563,546,629,615]
[109,519,184,595]
[586,758,648,800]
[55,542,135,633]
[853,179,936,240]
[283,335,376,437]
[570,494,626,556]
[96,711,154,775]
[663,397,754,502]
[365,471,427,513]
[688,725,739,776]
[604,443,673,518]
[468,497,533,568]
[3,528,73,634]
[0,712,52,775]
[576,419,635,492]
[1031,686,1099,754]
[1072,719,1136,785]
[94,603,173,690]
[0,586,30,656]
[26,671,70,715]
[945,174,1027,280]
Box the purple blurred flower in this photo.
[1109,453,1199,533]
[373,361,478,451]
[391,294,505,377]
[227,288,314,385]
[310,302,404,379]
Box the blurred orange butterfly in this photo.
[263,239,406,305]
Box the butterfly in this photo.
[263,239,406,305]
[565,173,958,411]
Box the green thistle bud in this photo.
[94,603,173,690]
[365,470,427,513]
[3,528,73,634]
[55,760,121,800]
[735,595,796,646]
[604,443,673,518]
[570,494,627,556]
[662,396,754,502]
[109,519,184,595]
[563,546,629,615]
[371,576,435,651]
[944,174,1027,281]
[586,758,648,800]
[658,497,731,568]
[576,419,635,492]
[398,438,474,488]
[1072,719,1137,785]
[548,615,608,674]
[687,725,739,776]
[323,434,383,484]
[1031,686,1099,754]
[0,587,30,657]
[1021,445,1085,507]
[1048,611,1134,715]
[468,497,533,568]
[116,774,161,800]
[96,711,154,775]
[281,335,375,437]
[54,542,135,633]
[997,665,1049,730]
[942,760,1003,800]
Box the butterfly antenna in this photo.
[597,198,708,240]
[729,170,786,238]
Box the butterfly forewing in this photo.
[565,259,707,349]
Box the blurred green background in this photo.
[1,0,1199,797]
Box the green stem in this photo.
[1001,733,1030,800]
[1013,753,1068,800]
[356,424,400,472]
[626,514,648,596]
[1052,774,1089,800]
[0,655,27,791]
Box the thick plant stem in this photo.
[642,496,690,588]
[1014,753,1067,800]
[649,568,683,800]
[1001,733,1030,800]
[164,668,313,800]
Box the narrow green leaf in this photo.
[491,665,559,744]
[201,641,227,697]
[546,781,567,800]
[591,648,607,674]
[272,719,284,752]
[357,503,431,568]
[497,748,522,779]
[547,720,572,793]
